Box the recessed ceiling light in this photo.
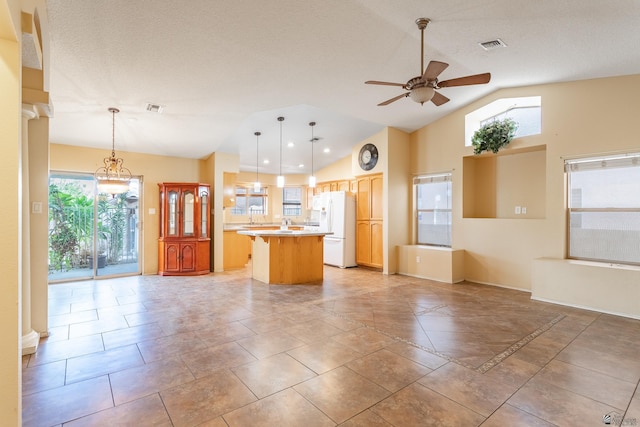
[263,159,270,164]
[323,148,330,153]
[298,164,304,168]
[288,142,295,148]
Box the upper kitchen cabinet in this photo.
[356,174,383,221]
[158,183,211,276]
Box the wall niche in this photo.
[463,145,546,219]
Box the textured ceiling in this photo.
[45,0,640,175]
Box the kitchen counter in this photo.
[224,223,308,231]
[237,229,330,237]
[237,229,332,284]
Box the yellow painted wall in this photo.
[28,116,49,334]
[209,152,239,272]
[495,149,546,219]
[386,127,411,274]
[411,74,640,291]
[1,0,21,423]
[398,246,465,283]
[50,144,208,275]
[316,154,353,182]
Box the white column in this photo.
[21,104,39,355]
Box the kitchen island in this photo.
[237,229,332,285]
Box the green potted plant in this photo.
[471,118,518,155]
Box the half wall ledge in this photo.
[532,257,640,319]
[397,245,464,284]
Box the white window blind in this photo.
[565,153,640,265]
[415,172,452,247]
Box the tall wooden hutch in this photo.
[158,183,211,275]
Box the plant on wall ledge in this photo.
[471,117,518,155]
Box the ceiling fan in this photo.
[366,18,491,107]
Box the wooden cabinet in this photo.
[163,242,196,273]
[357,174,382,220]
[370,175,383,220]
[315,180,352,193]
[356,220,383,267]
[158,183,211,275]
[370,220,383,266]
[306,187,315,209]
[356,177,371,220]
[223,172,237,208]
[356,174,383,268]
[223,230,251,270]
[336,180,350,192]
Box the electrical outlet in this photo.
[521,207,527,214]
[416,256,421,263]
[515,206,521,215]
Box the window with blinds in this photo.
[565,153,640,265]
[282,187,302,217]
[415,173,452,247]
[231,186,268,216]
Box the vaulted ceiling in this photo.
[46,0,640,175]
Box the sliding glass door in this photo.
[48,172,141,282]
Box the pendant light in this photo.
[94,107,132,195]
[276,116,285,188]
[253,131,261,192]
[308,121,316,188]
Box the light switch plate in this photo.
[31,201,42,214]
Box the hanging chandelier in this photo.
[94,108,132,194]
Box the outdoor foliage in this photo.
[48,180,130,272]
[48,184,80,271]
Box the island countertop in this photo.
[237,229,332,237]
[238,229,331,284]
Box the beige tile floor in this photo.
[22,266,640,426]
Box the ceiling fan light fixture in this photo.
[409,86,435,104]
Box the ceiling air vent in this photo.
[145,103,164,113]
[479,38,507,51]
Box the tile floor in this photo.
[22,266,640,426]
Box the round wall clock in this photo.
[358,143,379,171]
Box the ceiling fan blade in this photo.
[438,72,491,88]
[378,93,409,106]
[431,91,449,106]
[422,60,449,81]
[365,80,406,87]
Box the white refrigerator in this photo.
[312,191,357,268]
